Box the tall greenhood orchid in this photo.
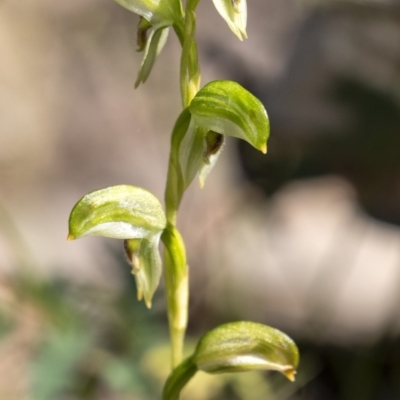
[68,0,300,396]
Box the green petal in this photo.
[124,236,162,308]
[135,26,170,88]
[112,0,183,26]
[194,322,299,381]
[212,0,247,40]
[189,80,269,153]
[165,109,192,219]
[68,185,166,240]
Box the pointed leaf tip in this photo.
[284,368,296,382]
[260,143,267,154]
[66,234,74,241]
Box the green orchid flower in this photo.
[112,0,184,87]
[68,185,166,308]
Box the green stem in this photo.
[186,0,201,12]
[162,0,202,369]
[163,108,192,366]
[162,356,197,400]
[162,224,189,367]
[179,0,201,108]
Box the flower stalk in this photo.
[67,0,299,397]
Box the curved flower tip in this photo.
[284,368,296,382]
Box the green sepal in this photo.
[124,236,163,308]
[68,185,166,240]
[135,26,170,88]
[165,109,192,221]
[166,110,219,202]
[112,0,183,27]
[162,321,299,400]
[212,0,247,40]
[189,80,269,154]
[178,118,207,188]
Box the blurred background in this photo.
[1,0,400,398]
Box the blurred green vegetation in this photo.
[0,239,304,400]
[3,232,400,399]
